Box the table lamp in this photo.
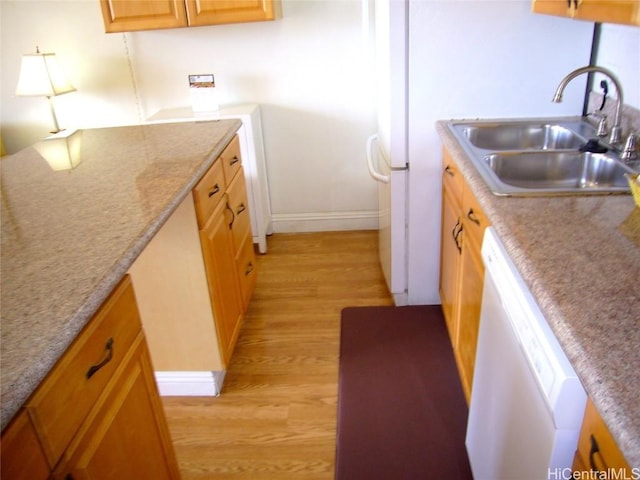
[15,47,76,134]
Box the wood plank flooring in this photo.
[162,231,393,479]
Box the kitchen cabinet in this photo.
[198,195,245,367]
[148,104,272,254]
[100,0,281,33]
[532,0,640,26]
[573,398,633,476]
[186,0,281,27]
[128,134,256,393]
[197,135,256,366]
[0,276,181,479]
[439,147,490,403]
[439,158,463,340]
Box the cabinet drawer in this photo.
[227,168,252,251]
[193,158,226,228]
[442,150,463,208]
[462,187,489,248]
[220,135,242,185]
[236,234,257,311]
[26,276,141,467]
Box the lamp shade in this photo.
[15,51,76,97]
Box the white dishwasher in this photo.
[466,227,586,480]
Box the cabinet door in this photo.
[574,0,639,24]
[532,0,572,17]
[100,0,188,33]
[185,0,279,26]
[532,0,640,25]
[439,185,462,343]
[0,410,50,480]
[440,152,464,343]
[200,199,244,367]
[456,232,484,404]
[54,336,181,480]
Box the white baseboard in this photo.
[271,210,378,233]
[155,371,226,396]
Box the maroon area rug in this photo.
[335,305,472,480]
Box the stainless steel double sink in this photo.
[447,118,635,196]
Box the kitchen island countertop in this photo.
[437,120,640,469]
[0,119,241,430]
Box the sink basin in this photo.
[461,124,584,150]
[447,118,635,196]
[484,151,631,191]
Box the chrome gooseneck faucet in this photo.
[552,66,624,145]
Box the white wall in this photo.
[595,23,640,109]
[128,1,377,221]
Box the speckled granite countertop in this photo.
[0,119,241,430]
[436,120,640,468]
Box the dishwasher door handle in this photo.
[366,134,390,184]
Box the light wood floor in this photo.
[162,231,393,479]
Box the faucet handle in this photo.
[621,131,638,163]
[592,112,608,137]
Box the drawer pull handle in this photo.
[589,434,602,474]
[229,156,240,166]
[208,184,220,198]
[444,165,455,177]
[452,220,462,254]
[245,262,254,276]
[467,208,481,226]
[226,202,235,229]
[237,203,247,215]
[86,338,114,379]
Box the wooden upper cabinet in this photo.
[532,0,640,26]
[101,0,188,33]
[186,0,280,26]
[100,0,281,32]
